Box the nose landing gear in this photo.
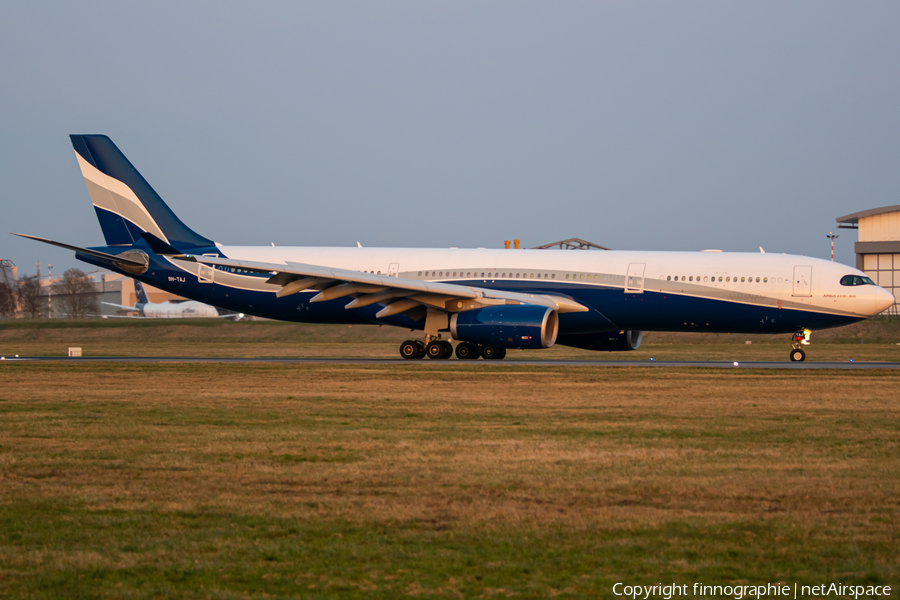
[790,329,811,362]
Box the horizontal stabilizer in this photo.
[102,301,140,311]
[11,233,148,267]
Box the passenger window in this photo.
[551,274,555,279]
[726,277,730,282]
[755,277,760,282]
[741,277,745,282]
[689,276,693,281]
[764,277,768,283]
[703,276,708,282]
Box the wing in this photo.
[172,254,588,318]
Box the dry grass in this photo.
[2,363,898,522]
[0,361,898,597]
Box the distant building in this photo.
[0,259,17,292]
[34,271,193,318]
[837,205,900,315]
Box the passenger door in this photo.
[625,263,646,293]
[198,254,218,284]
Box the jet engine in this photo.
[556,330,643,352]
[450,305,559,350]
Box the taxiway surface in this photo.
[2,356,899,369]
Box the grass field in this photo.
[0,321,899,598]
[2,317,900,362]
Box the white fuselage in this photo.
[139,300,220,319]
[190,246,893,322]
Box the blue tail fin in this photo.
[70,135,214,249]
[134,280,151,305]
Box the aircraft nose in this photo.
[875,286,896,314]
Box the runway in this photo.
[3,356,899,369]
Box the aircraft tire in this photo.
[426,341,445,359]
[400,340,422,360]
[440,341,454,359]
[455,342,479,360]
[480,345,506,360]
[790,348,806,362]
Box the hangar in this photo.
[837,205,900,315]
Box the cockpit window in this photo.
[840,275,875,286]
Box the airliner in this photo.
[15,135,895,361]
[102,280,238,319]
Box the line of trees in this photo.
[0,268,99,319]
[18,275,44,318]
[0,281,16,318]
[53,268,99,318]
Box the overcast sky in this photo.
[2,1,899,276]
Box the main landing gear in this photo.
[398,337,507,360]
[790,328,811,362]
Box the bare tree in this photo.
[53,268,99,318]
[18,275,45,318]
[0,282,16,319]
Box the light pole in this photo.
[826,232,839,262]
[47,263,52,318]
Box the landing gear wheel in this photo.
[426,341,445,359]
[439,341,454,359]
[455,342,479,360]
[480,345,506,360]
[399,340,422,359]
[790,329,811,363]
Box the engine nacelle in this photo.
[450,305,559,349]
[556,330,643,352]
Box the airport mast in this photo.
[826,232,839,261]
